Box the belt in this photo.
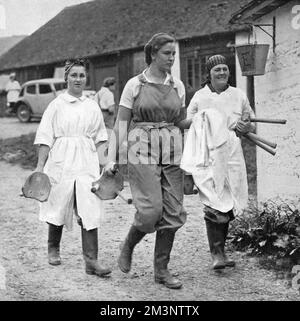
[56,135,92,139]
[133,121,174,129]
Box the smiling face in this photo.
[210,64,230,89]
[151,42,176,73]
[67,65,87,97]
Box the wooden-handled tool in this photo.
[243,134,276,156]
[250,117,287,124]
[245,132,277,149]
[238,112,288,156]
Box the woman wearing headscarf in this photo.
[181,55,254,270]
[34,58,111,277]
[104,33,187,289]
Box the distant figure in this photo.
[5,72,21,114]
[94,77,116,129]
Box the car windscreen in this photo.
[19,87,25,97]
[26,85,36,94]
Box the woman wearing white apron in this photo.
[34,59,111,277]
[181,55,255,270]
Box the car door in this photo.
[37,83,56,115]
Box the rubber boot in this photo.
[205,220,225,270]
[118,225,146,273]
[81,227,112,277]
[48,223,63,266]
[222,222,236,267]
[154,229,182,289]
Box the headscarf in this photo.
[206,55,228,74]
[64,58,86,81]
[201,54,228,87]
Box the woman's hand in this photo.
[34,166,44,173]
[103,161,117,176]
[235,119,252,135]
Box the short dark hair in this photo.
[103,77,116,87]
[144,33,176,66]
[64,58,87,81]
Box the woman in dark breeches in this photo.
[105,33,187,289]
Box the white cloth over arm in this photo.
[181,108,229,195]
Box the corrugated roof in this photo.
[0,0,251,71]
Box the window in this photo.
[26,85,36,94]
[54,82,67,92]
[186,56,207,90]
[39,84,52,94]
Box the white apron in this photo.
[182,85,255,214]
[34,93,108,230]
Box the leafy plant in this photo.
[229,200,300,264]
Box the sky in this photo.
[0,0,92,38]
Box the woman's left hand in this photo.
[103,161,117,176]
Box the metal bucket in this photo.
[235,44,270,76]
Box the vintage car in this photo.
[15,78,95,122]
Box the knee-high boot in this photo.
[81,227,112,277]
[222,222,235,267]
[118,225,146,273]
[154,229,182,289]
[48,223,63,266]
[205,220,225,270]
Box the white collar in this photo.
[142,70,175,86]
[60,92,87,103]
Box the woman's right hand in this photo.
[34,165,44,173]
[103,161,117,176]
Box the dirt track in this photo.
[0,118,299,301]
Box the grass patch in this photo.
[0,132,37,170]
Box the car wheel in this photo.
[17,104,32,122]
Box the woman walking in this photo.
[181,55,254,270]
[105,33,187,289]
[34,58,111,277]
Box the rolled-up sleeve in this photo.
[34,101,56,148]
[241,90,255,118]
[186,92,200,120]
[119,78,138,109]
